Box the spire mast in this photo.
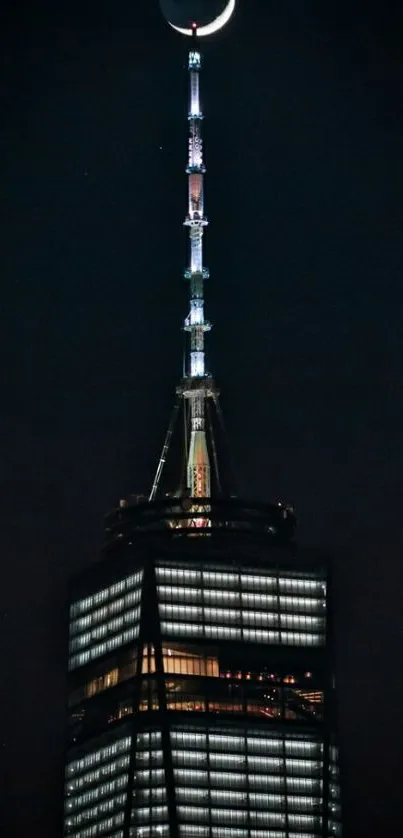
[179,25,215,503]
[150,22,220,506]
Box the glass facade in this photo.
[65,727,341,838]
[65,732,131,838]
[69,571,143,670]
[129,727,341,837]
[63,518,341,838]
[156,564,326,647]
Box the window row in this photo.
[65,776,128,813]
[65,815,124,838]
[142,649,219,678]
[159,603,325,630]
[69,626,139,670]
[172,769,322,794]
[69,607,141,652]
[156,567,325,596]
[157,697,323,722]
[176,806,322,828]
[142,650,318,686]
[171,752,323,776]
[136,731,162,748]
[174,788,321,811]
[135,788,167,803]
[135,751,164,768]
[161,622,324,646]
[158,586,326,613]
[129,828,169,838]
[65,793,126,828]
[178,830,319,838]
[70,589,142,636]
[84,659,138,701]
[70,572,143,618]
[178,830,250,838]
[133,784,323,818]
[171,731,321,756]
[67,736,131,775]
[133,805,169,823]
[66,756,130,793]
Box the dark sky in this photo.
[2,1,403,836]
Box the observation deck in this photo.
[104,496,297,548]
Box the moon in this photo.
[160,0,236,37]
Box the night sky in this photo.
[3,1,403,836]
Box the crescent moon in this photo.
[168,0,236,37]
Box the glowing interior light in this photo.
[191,242,203,273]
[190,301,204,325]
[191,352,205,377]
[192,146,202,167]
[190,73,201,118]
[189,51,201,69]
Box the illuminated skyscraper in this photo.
[63,6,342,838]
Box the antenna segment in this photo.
[177,30,217,501]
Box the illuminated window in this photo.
[139,679,159,712]
[165,647,219,677]
[157,564,325,648]
[85,667,119,699]
[65,793,126,826]
[69,624,140,670]
[67,736,131,776]
[169,698,206,712]
[70,571,143,618]
[174,769,209,788]
[66,776,128,812]
[141,644,156,674]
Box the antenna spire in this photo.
[178,37,217,506]
[150,33,221,508]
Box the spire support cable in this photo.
[207,398,222,496]
[149,396,181,501]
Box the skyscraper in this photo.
[63,6,342,838]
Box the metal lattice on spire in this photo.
[150,29,223,507]
[181,33,214,501]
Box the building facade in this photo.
[63,9,342,838]
[64,499,341,838]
